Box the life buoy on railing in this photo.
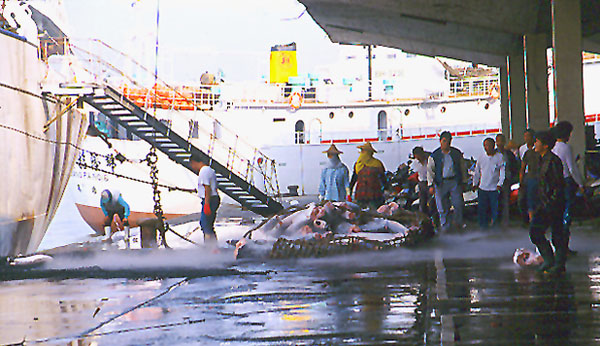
[289,92,303,110]
[489,83,500,99]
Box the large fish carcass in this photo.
[233,201,435,259]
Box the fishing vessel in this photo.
[0,1,87,258]
[69,44,507,232]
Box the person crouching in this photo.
[472,138,505,229]
[100,189,130,240]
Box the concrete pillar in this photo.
[525,33,550,131]
[500,64,510,138]
[552,0,585,158]
[508,47,527,142]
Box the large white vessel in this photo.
[0,1,87,257]
[69,43,600,233]
[69,44,507,232]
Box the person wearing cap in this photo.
[411,146,431,215]
[529,130,567,274]
[551,121,585,255]
[426,131,467,232]
[318,144,350,202]
[349,142,386,209]
[100,189,130,240]
[190,154,220,248]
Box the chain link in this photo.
[145,146,169,247]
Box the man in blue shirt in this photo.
[100,189,130,240]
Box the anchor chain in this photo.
[145,146,169,247]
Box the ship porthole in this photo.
[404,109,410,116]
[484,102,490,110]
[348,111,354,118]
[329,112,335,119]
[440,106,446,113]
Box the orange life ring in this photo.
[489,83,500,99]
[289,92,303,110]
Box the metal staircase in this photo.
[80,85,283,217]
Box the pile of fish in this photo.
[233,201,434,259]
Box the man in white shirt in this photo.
[411,146,430,215]
[191,154,220,247]
[473,138,505,229]
[551,121,585,254]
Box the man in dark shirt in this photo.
[520,143,541,222]
[496,133,518,226]
[529,131,567,274]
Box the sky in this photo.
[62,0,346,83]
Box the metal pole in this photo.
[367,45,372,100]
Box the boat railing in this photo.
[43,37,281,198]
[448,77,499,98]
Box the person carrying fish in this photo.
[100,189,130,240]
[318,144,351,202]
[190,154,221,248]
[528,130,567,274]
[350,142,386,210]
[426,131,467,232]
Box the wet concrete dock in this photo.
[2,220,600,345]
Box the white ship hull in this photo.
[0,31,86,257]
[71,94,502,226]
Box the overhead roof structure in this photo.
[298,0,600,66]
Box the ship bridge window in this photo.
[377,110,387,141]
[295,120,305,144]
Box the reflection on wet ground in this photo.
[3,227,600,345]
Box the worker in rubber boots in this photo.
[528,131,568,274]
[100,189,130,240]
[190,154,220,249]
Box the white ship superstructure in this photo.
[69,42,600,233]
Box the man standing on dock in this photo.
[551,121,585,255]
[528,131,567,274]
[496,133,518,226]
[473,138,505,229]
[191,154,221,248]
[427,131,467,232]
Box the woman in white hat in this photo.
[318,144,350,201]
[350,142,386,209]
